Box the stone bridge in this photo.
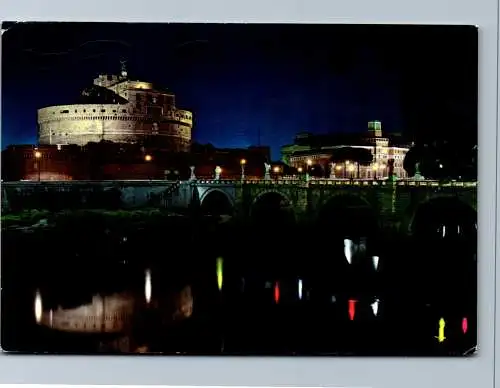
[1,179,477,235]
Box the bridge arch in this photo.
[317,192,376,237]
[402,194,477,237]
[249,190,295,225]
[199,188,234,216]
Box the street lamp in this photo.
[348,164,355,178]
[34,150,42,181]
[144,155,153,180]
[240,159,246,180]
[372,163,378,179]
[379,164,386,178]
[306,159,313,181]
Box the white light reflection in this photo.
[371,299,380,316]
[457,225,461,235]
[34,289,43,324]
[298,279,303,300]
[442,225,446,238]
[344,239,353,264]
[145,269,152,304]
[372,256,380,270]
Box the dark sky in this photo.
[1,22,477,159]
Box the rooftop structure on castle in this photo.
[37,66,193,152]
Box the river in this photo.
[1,203,477,356]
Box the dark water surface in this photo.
[1,205,477,356]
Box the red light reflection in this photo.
[348,299,357,321]
[274,282,280,304]
[462,317,468,334]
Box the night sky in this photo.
[1,23,477,159]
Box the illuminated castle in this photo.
[37,63,193,152]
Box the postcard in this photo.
[1,22,478,356]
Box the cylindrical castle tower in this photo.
[37,73,193,152]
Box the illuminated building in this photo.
[281,121,410,179]
[37,66,193,152]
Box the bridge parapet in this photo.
[194,178,477,188]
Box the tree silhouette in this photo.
[403,141,477,180]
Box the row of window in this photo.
[56,109,127,114]
[44,110,192,121]
[40,116,193,125]
[42,128,190,137]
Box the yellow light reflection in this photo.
[435,318,446,342]
[216,257,223,290]
[34,289,43,324]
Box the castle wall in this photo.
[38,104,192,151]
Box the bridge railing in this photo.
[195,179,477,188]
[2,178,477,188]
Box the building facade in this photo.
[281,121,410,179]
[37,69,193,152]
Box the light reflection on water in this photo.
[4,212,477,355]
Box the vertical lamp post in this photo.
[372,163,378,179]
[347,164,355,179]
[34,150,42,182]
[344,160,350,178]
[379,164,386,179]
[144,154,153,180]
[335,164,342,179]
[240,158,246,181]
[273,165,281,180]
[306,159,312,181]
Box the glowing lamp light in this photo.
[348,299,357,321]
[144,154,153,162]
[335,165,342,171]
[216,257,224,291]
[371,299,380,316]
[274,282,280,304]
[435,318,446,343]
[307,159,313,166]
[240,158,247,165]
[462,317,468,334]
[34,151,42,159]
[347,165,355,172]
[372,256,380,270]
[344,239,353,264]
[297,167,303,173]
[298,279,303,300]
[144,269,152,303]
[34,289,43,324]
